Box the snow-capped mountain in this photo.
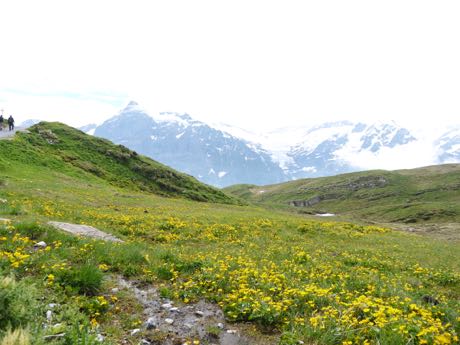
[79,123,97,135]
[91,101,285,187]
[83,101,459,187]
[286,121,416,178]
[436,127,460,163]
[19,119,41,128]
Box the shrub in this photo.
[0,277,38,334]
[0,328,30,345]
[56,265,103,295]
[13,223,45,241]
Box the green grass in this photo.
[0,122,238,205]
[0,124,458,344]
[224,165,460,225]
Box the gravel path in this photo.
[117,277,252,345]
[0,128,26,140]
[47,221,124,242]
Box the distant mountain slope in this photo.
[224,164,460,223]
[92,101,285,187]
[0,122,238,204]
[276,121,416,178]
[436,127,460,163]
[83,102,459,186]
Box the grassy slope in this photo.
[224,165,460,224]
[0,122,238,204]
[0,127,459,344]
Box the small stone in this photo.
[111,288,119,293]
[46,310,53,321]
[195,310,204,317]
[226,330,237,334]
[145,317,157,330]
[131,328,141,336]
[43,333,66,341]
[140,340,151,345]
[165,318,174,325]
[184,323,193,329]
[161,303,173,309]
[298,341,305,345]
[169,307,179,312]
[34,241,47,249]
[96,334,104,342]
[48,303,58,309]
[422,295,439,305]
[217,323,224,329]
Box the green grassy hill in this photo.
[0,125,459,345]
[224,165,460,224]
[0,122,238,204]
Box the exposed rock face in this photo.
[288,176,388,207]
[93,102,285,188]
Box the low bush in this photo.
[56,265,103,296]
[0,277,38,335]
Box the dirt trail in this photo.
[48,221,124,242]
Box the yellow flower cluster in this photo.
[0,229,31,268]
[171,247,458,344]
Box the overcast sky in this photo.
[1,0,459,132]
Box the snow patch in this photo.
[176,132,185,139]
[218,171,227,178]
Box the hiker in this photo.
[8,116,14,131]
[0,115,3,131]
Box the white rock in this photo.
[46,310,52,321]
[161,303,173,309]
[298,341,305,345]
[96,334,104,342]
[48,303,58,309]
[145,317,157,330]
[34,241,47,248]
[217,322,224,329]
[169,307,179,312]
[111,288,119,293]
[226,330,237,334]
[195,310,204,317]
[131,328,141,336]
[165,318,174,325]
[140,340,151,345]
[184,323,193,329]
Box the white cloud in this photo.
[335,139,440,171]
[0,0,459,131]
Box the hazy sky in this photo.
[1,0,459,132]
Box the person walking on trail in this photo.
[0,115,3,131]
[8,116,14,131]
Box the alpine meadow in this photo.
[0,123,458,345]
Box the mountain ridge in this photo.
[80,101,460,186]
[224,163,460,227]
[0,121,239,204]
